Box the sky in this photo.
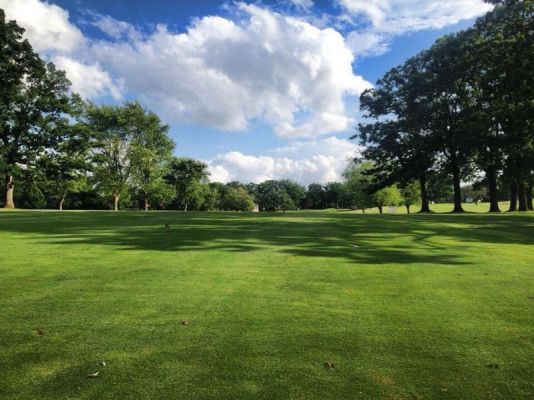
[0,0,493,184]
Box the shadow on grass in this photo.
[1,211,533,266]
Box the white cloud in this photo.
[86,4,371,137]
[90,13,142,41]
[53,56,123,100]
[0,0,85,53]
[288,0,314,11]
[208,136,361,184]
[339,0,492,57]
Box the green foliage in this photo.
[255,180,305,211]
[0,10,72,208]
[400,181,421,213]
[305,183,326,209]
[374,185,402,213]
[342,161,375,212]
[220,187,255,211]
[127,102,175,210]
[165,157,210,211]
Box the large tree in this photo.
[0,10,72,208]
[38,97,93,210]
[164,157,210,211]
[128,103,175,211]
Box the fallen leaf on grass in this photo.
[101,361,106,367]
[87,371,100,378]
[323,361,336,369]
[32,328,44,336]
[181,321,189,325]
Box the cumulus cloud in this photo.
[0,0,85,53]
[0,0,123,100]
[87,4,371,137]
[288,0,314,11]
[53,56,123,100]
[208,137,361,184]
[339,0,492,56]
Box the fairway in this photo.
[1,211,533,400]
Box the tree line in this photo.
[0,7,431,213]
[356,0,534,213]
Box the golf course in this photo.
[1,209,533,400]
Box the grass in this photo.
[0,209,533,400]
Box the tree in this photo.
[220,186,255,211]
[38,96,92,210]
[164,157,210,211]
[86,103,135,211]
[374,185,402,214]
[324,182,344,208]
[255,180,303,211]
[305,183,326,209]
[358,55,435,213]
[343,161,375,213]
[128,103,175,211]
[0,10,72,208]
[400,181,421,214]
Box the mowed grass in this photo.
[0,210,533,400]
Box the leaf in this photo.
[181,320,189,325]
[32,328,44,336]
[323,361,336,369]
[87,370,100,378]
[101,361,106,367]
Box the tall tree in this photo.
[164,157,210,211]
[128,103,175,211]
[38,97,92,210]
[86,103,135,211]
[0,10,71,208]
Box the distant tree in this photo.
[400,181,421,214]
[165,157,210,211]
[343,161,375,213]
[128,103,175,211]
[305,183,326,209]
[279,180,306,208]
[324,182,344,208]
[0,10,72,208]
[255,180,303,211]
[86,103,134,211]
[374,185,402,214]
[38,96,92,210]
[220,187,255,211]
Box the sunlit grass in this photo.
[0,210,533,399]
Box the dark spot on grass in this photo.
[487,363,499,369]
[32,328,44,336]
[323,361,336,370]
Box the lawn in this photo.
[0,210,533,400]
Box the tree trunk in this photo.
[527,185,533,211]
[4,175,15,209]
[451,157,464,213]
[362,209,365,214]
[487,167,500,213]
[509,182,518,212]
[144,198,149,211]
[406,205,411,214]
[377,204,383,214]
[419,174,430,213]
[113,193,120,211]
[59,194,66,211]
[518,184,528,212]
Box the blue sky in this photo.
[1,0,492,184]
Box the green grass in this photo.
[1,209,533,400]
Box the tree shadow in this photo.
[1,211,533,266]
